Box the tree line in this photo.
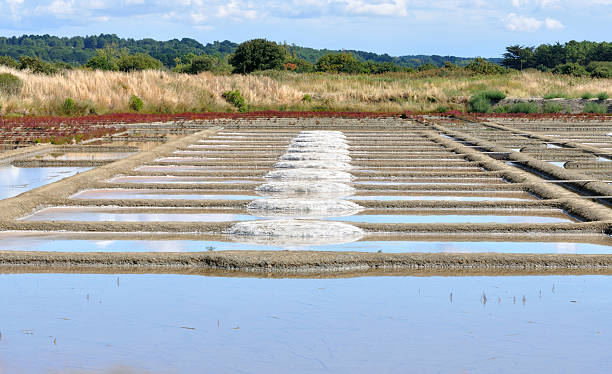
[502,41,612,78]
[0,34,610,78]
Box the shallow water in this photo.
[71,189,261,200]
[33,152,133,161]
[0,274,610,373]
[327,214,575,224]
[348,195,534,201]
[20,207,258,222]
[0,166,91,200]
[108,176,259,184]
[0,234,610,253]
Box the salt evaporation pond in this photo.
[348,195,535,201]
[1,233,612,253]
[0,165,91,200]
[0,274,610,373]
[108,176,260,184]
[327,214,575,224]
[20,207,258,222]
[71,189,262,200]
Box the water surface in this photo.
[0,166,91,200]
[0,274,609,373]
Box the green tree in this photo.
[229,39,286,74]
[85,48,119,71]
[552,62,589,77]
[0,55,19,69]
[117,53,163,72]
[502,45,534,70]
[316,53,365,74]
[18,56,58,74]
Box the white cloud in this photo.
[544,17,564,29]
[217,0,258,20]
[503,13,564,31]
[341,0,409,17]
[503,12,542,31]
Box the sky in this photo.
[0,0,611,58]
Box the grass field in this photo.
[1,66,611,116]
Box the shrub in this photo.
[222,90,248,112]
[508,102,539,113]
[494,105,511,113]
[587,61,612,78]
[19,56,58,75]
[129,95,144,111]
[465,58,508,75]
[0,55,19,69]
[85,49,119,71]
[468,96,491,113]
[117,53,163,72]
[468,90,506,113]
[229,39,285,74]
[583,102,607,114]
[62,98,76,115]
[302,94,312,102]
[0,73,23,95]
[542,102,566,113]
[316,53,366,74]
[596,92,609,100]
[581,92,594,99]
[552,63,589,77]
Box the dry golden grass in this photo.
[1,66,611,116]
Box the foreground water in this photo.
[0,166,92,200]
[0,274,609,373]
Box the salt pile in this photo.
[225,219,364,245]
[273,160,352,170]
[227,130,363,246]
[247,198,363,217]
[279,153,352,162]
[265,169,353,181]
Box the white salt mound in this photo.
[247,198,363,215]
[225,219,365,246]
[255,182,355,198]
[279,153,352,162]
[265,169,353,181]
[273,160,352,170]
[286,147,350,155]
[289,141,349,149]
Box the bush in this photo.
[581,92,594,99]
[468,90,506,113]
[85,49,119,71]
[229,39,285,74]
[552,63,589,77]
[316,53,366,74]
[19,56,58,75]
[0,55,19,69]
[583,102,607,114]
[129,95,144,111]
[597,92,609,100]
[302,94,312,102]
[0,73,23,95]
[587,61,612,78]
[222,90,248,112]
[508,102,539,113]
[542,103,566,113]
[62,98,76,115]
[465,58,508,75]
[469,96,492,113]
[117,53,163,72]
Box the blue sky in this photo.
[0,0,610,57]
